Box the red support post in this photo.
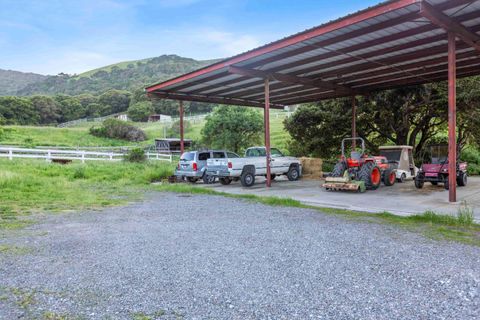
[448,32,457,202]
[179,101,184,155]
[264,78,272,187]
[352,96,357,149]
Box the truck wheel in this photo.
[287,166,300,181]
[219,177,232,185]
[415,174,424,189]
[431,181,438,186]
[383,169,396,186]
[457,172,467,187]
[331,161,347,177]
[240,172,255,187]
[186,177,198,183]
[358,161,381,190]
[397,173,406,183]
[202,174,215,184]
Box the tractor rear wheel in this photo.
[383,169,396,186]
[358,161,381,190]
[331,161,347,177]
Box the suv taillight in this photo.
[228,162,232,169]
[192,162,198,171]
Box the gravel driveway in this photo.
[1,193,479,319]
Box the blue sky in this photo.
[0,0,381,75]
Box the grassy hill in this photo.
[0,69,47,96]
[15,55,220,96]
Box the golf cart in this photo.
[378,145,418,182]
[414,144,468,189]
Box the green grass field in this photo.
[0,159,175,230]
[0,110,292,152]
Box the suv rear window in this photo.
[198,152,211,161]
[180,152,195,161]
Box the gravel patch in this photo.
[0,193,479,319]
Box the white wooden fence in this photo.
[0,147,172,163]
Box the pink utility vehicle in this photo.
[414,145,467,190]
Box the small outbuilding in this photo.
[155,138,192,153]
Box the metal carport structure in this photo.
[146,0,480,202]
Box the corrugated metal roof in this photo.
[146,0,480,108]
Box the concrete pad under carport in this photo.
[202,176,480,221]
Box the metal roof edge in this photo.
[145,0,420,93]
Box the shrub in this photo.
[457,201,474,226]
[90,119,146,141]
[124,148,146,163]
[72,166,87,179]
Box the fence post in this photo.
[109,152,113,161]
[8,148,13,160]
[47,150,51,162]
[81,151,85,164]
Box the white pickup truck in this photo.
[206,147,302,187]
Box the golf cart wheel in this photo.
[331,161,347,177]
[397,173,406,183]
[457,172,467,187]
[287,166,300,181]
[202,174,216,184]
[431,181,438,186]
[383,169,396,186]
[358,161,381,190]
[240,172,255,187]
[186,177,198,183]
[414,174,424,189]
[219,177,232,185]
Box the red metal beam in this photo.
[448,32,457,202]
[333,49,480,85]
[179,101,184,155]
[352,96,357,149]
[421,1,480,53]
[228,66,353,94]
[149,91,284,109]
[264,78,272,188]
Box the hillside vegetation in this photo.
[15,55,219,96]
[0,69,47,96]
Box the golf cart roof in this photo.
[378,145,413,150]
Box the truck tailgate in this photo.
[207,158,228,171]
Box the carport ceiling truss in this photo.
[146,0,480,108]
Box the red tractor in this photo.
[330,138,396,190]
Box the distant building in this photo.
[115,114,129,121]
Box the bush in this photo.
[90,119,146,141]
[72,166,87,179]
[124,148,146,163]
[127,101,154,122]
[461,147,480,175]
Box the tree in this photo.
[54,95,85,122]
[30,95,61,124]
[0,96,39,125]
[201,106,263,153]
[127,101,154,122]
[284,84,448,158]
[98,89,131,115]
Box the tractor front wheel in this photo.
[383,169,396,186]
[331,161,347,177]
[358,161,381,190]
